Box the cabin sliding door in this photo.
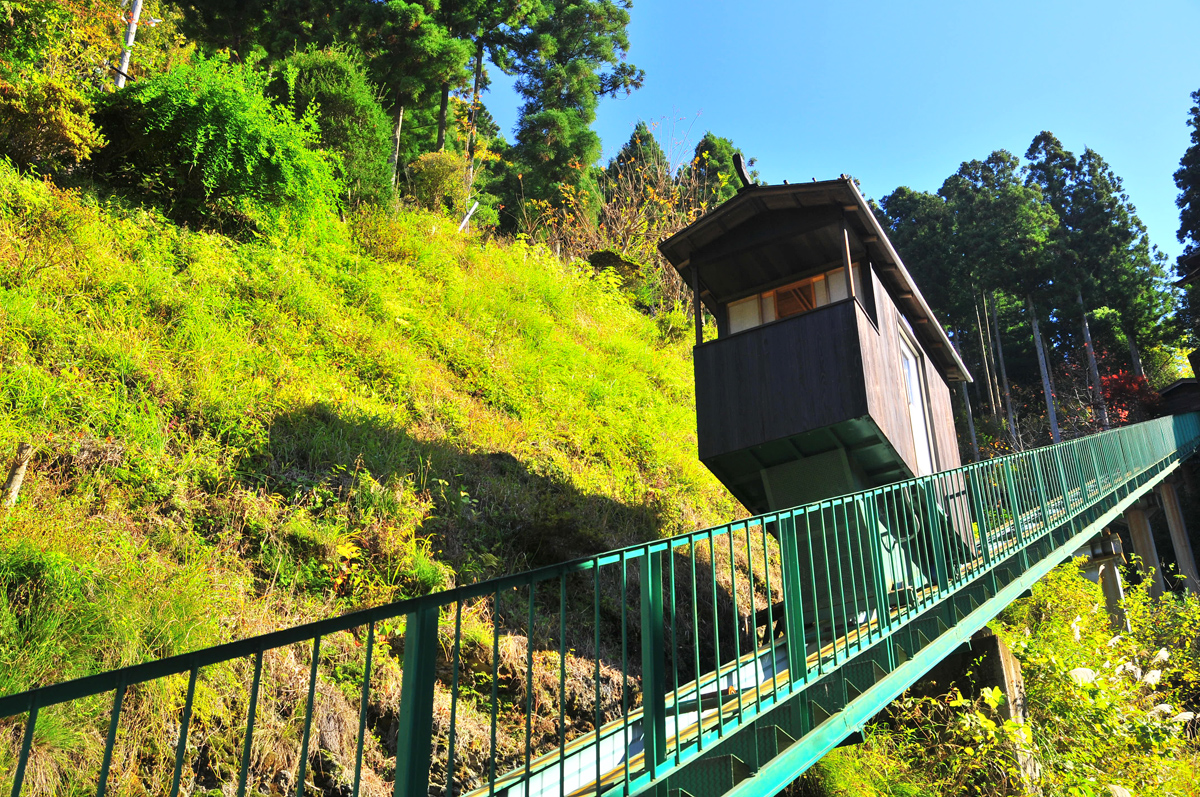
[899,333,935,475]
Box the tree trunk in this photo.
[467,39,485,167]
[961,383,980,462]
[1078,288,1110,429]
[389,105,405,186]
[1028,295,1061,443]
[1127,332,1145,379]
[953,335,980,462]
[981,292,1003,418]
[115,0,143,88]
[974,298,996,417]
[991,293,1020,451]
[435,82,450,151]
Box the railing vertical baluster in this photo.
[690,538,702,751]
[558,576,567,796]
[743,522,763,710]
[761,521,775,678]
[170,663,199,797]
[668,544,680,766]
[395,604,439,797]
[525,580,537,797]
[96,680,126,797]
[803,509,823,673]
[295,639,320,797]
[640,546,666,779]
[778,512,806,687]
[620,555,630,792]
[447,606,463,797]
[863,491,890,638]
[967,465,991,569]
[352,622,375,797]
[492,591,502,796]
[709,530,722,737]
[1002,463,1030,572]
[1032,450,1052,535]
[594,568,602,789]
[10,700,37,797]
[726,528,743,719]
[236,649,263,797]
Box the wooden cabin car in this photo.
[659,177,971,514]
[660,178,975,623]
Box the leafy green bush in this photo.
[92,55,340,232]
[408,150,469,216]
[0,73,104,171]
[267,47,395,207]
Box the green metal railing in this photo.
[3,414,1199,797]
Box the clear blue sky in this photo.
[486,0,1200,261]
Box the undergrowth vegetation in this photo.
[792,562,1200,797]
[0,162,739,793]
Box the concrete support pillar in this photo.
[1124,505,1164,598]
[1156,481,1200,595]
[1080,529,1129,632]
[912,628,1040,791]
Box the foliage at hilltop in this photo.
[878,134,1184,459]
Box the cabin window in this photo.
[725,264,864,335]
[899,331,936,475]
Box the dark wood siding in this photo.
[860,270,918,472]
[925,356,961,471]
[693,266,962,479]
[693,300,867,462]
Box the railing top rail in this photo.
[2,413,1196,719]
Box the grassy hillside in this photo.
[0,163,742,792]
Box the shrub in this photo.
[408,150,469,216]
[92,54,340,232]
[0,73,104,171]
[267,47,395,207]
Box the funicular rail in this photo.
[3,414,1199,797]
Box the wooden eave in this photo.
[658,177,972,383]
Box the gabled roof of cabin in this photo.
[658,176,972,383]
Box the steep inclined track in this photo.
[2,415,1198,797]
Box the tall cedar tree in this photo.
[506,0,643,207]
[1175,89,1200,338]
[685,132,759,208]
[1025,132,1110,428]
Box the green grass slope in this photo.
[0,163,743,791]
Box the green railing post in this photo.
[394,604,439,797]
[966,465,991,567]
[1002,463,1030,571]
[920,482,950,593]
[778,513,807,685]
[1032,451,1052,533]
[640,548,667,778]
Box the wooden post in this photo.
[2,442,33,508]
[1124,505,1163,597]
[692,264,703,347]
[1156,481,1200,595]
[841,216,856,301]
